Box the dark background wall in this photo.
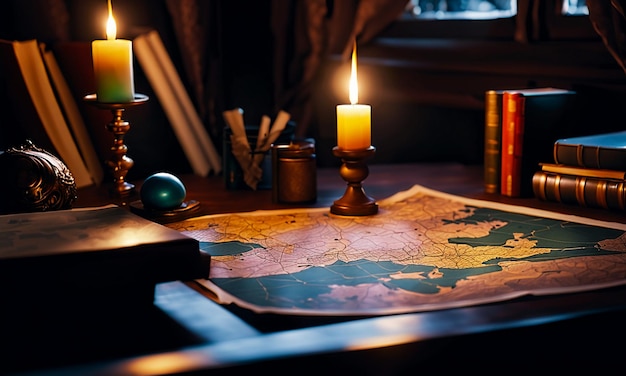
[2,1,626,178]
[0,0,276,180]
[308,9,626,166]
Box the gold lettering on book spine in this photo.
[533,172,547,201]
[554,174,561,202]
[596,180,608,209]
[575,177,586,207]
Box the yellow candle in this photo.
[92,0,135,103]
[337,104,371,150]
[336,41,371,150]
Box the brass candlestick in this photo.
[84,93,149,197]
[331,145,378,216]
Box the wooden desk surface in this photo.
[10,162,626,375]
[75,162,488,216]
[75,162,626,223]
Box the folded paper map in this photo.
[167,185,626,316]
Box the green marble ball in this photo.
[140,172,186,211]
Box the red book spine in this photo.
[500,92,525,197]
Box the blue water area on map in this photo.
[450,207,622,261]
[202,206,626,309]
[200,241,263,255]
[208,259,502,309]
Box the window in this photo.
[382,0,595,41]
[407,0,516,20]
[405,0,587,20]
[561,0,588,16]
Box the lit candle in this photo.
[92,0,135,103]
[336,41,371,150]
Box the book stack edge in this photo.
[532,131,626,211]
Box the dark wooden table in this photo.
[8,162,626,375]
[75,162,626,224]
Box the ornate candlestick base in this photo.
[331,146,378,216]
[84,93,149,197]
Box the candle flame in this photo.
[106,0,117,40]
[349,41,358,104]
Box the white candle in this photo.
[92,0,135,103]
[336,42,371,150]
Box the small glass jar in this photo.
[271,140,317,203]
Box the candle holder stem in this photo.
[84,93,149,197]
[106,107,134,196]
[331,146,378,216]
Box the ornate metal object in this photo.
[0,140,77,214]
[84,93,149,197]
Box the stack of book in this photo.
[532,131,626,211]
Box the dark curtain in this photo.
[164,0,221,137]
[268,0,409,137]
[1,0,408,160]
[1,0,71,44]
[587,0,626,74]
[165,0,409,138]
[514,0,548,42]
[7,0,626,149]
